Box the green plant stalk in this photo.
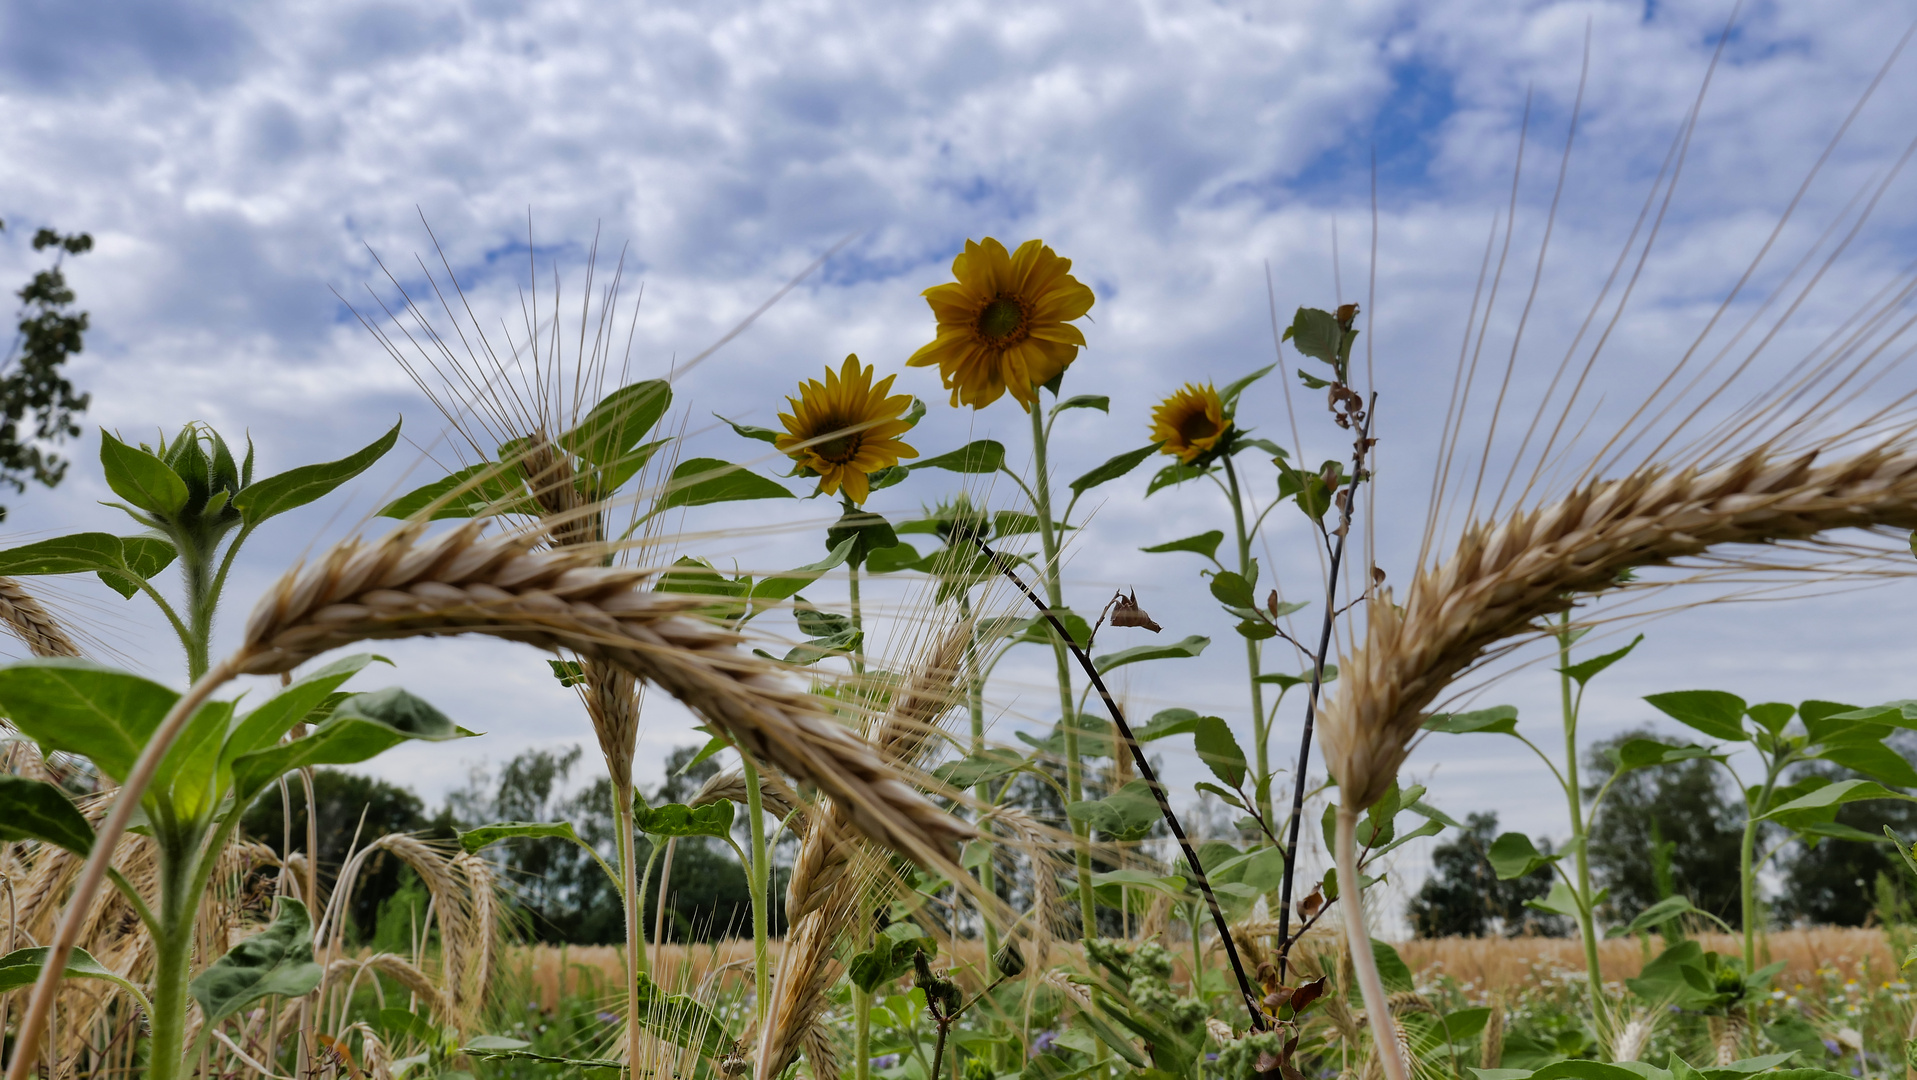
[617,781,648,1078]
[181,544,215,682]
[1740,767,1780,971]
[1222,455,1272,826]
[960,591,1001,978]
[145,837,200,1080]
[741,752,771,1026]
[1027,403,1095,934]
[853,899,873,1080]
[1334,803,1408,1080]
[1555,620,1604,1005]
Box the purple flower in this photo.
[1825,1040,1842,1055]
[1030,1030,1058,1056]
[598,1011,619,1024]
[869,1055,900,1070]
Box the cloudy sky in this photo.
[4,0,1917,928]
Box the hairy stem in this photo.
[6,657,239,1080]
[1556,620,1604,1005]
[1027,403,1096,935]
[961,590,1000,977]
[1336,805,1406,1080]
[617,780,647,1072]
[742,752,772,1026]
[1223,455,1273,825]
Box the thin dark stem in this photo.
[966,534,1269,1032]
[1275,393,1376,982]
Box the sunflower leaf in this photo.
[1069,445,1158,498]
[1053,395,1110,416]
[716,414,782,445]
[657,459,792,510]
[909,440,1004,474]
[1217,365,1275,409]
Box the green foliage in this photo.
[189,899,322,1022]
[0,223,93,520]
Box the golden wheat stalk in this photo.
[756,618,972,1080]
[1324,441,1917,1080]
[691,767,802,822]
[7,521,975,1080]
[0,579,80,659]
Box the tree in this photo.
[240,769,436,944]
[445,743,754,944]
[1408,812,1565,938]
[1585,729,1744,926]
[0,220,93,520]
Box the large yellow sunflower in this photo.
[1150,383,1231,463]
[775,354,918,504]
[907,237,1096,411]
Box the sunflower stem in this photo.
[1027,401,1096,936]
[1222,453,1273,827]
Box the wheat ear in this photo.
[0,579,80,658]
[1324,444,1917,812]
[7,522,974,1080]
[1324,443,1917,1080]
[756,618,972,1080]
[692,767,803,823]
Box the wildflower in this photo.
[1030,1030,1058,1056]
[908,237,1095,411]
[775,354,918,504]
[869,1055,900,1070]
[1150,383,1231,464]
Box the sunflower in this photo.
[1150,383,1231,463]
[907,237,1096,411]
[775,354,919,504]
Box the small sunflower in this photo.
[1150,383,1231,464]
[776,354,918,504]
[907,237,1096,412]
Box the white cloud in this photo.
[3,0,1917,930]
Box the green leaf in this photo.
[1614,738,1716,772]
[826,509,897,566]
[633,972,733,1061]
[0,776,93,855]
[1217,365,1276,409]
[991,510,1070,538]
[716,413,781,445]
[1746,702,1796,735]
[1295,369,1331,390]
[1527,1064,1646,1080]
[862,542,924,575]
[1194,781,1246,810]
[1053,395,1110,415]
[1192,715,1247,788]
[1073,1004,1150,1069]
[1256,666,1335,690]
[1816,741,1917,787]
[1488,833,1559,880]
[1608,895,1728,937]
[1560,635,1643,685]
[1424,706,1519,736]
[635,800,736,839]
[1067,779,1164,842]
[559,380,673,466]
[99,535,177,598]
[220,654,379,774]
[1644,690,1749,742]
[1091,868,1189,902]
[100,430,188,517]
[1012,610,1092,649]
[456,1045,622,1079]
[1140,531,1223,560]
[932,748,1026,790]
[229,688,473,803]
[190,899,322,1021]
[1763,779,1916,821]
[752,538,856,603]
[656,458,791,510]
[1284,309,1343,367]
[1092,634,1209,674]
[236,421,400,526]
[1069,444,1158,498]
[459,820,590,853]
[0,533,156,595]
[0,660,177,785]
[1523,880,1585,919]
[1208,571,1255,608]
[1144,460,1214,497]
[377,462,527,520]
[0,946,148,1007]
[908,440,1005,474]
[1135,708,1206,742]
[548,659,586,687]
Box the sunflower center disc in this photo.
[976,296,1027,344]
[813,432,860,463]
[1179,413,1219,443]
